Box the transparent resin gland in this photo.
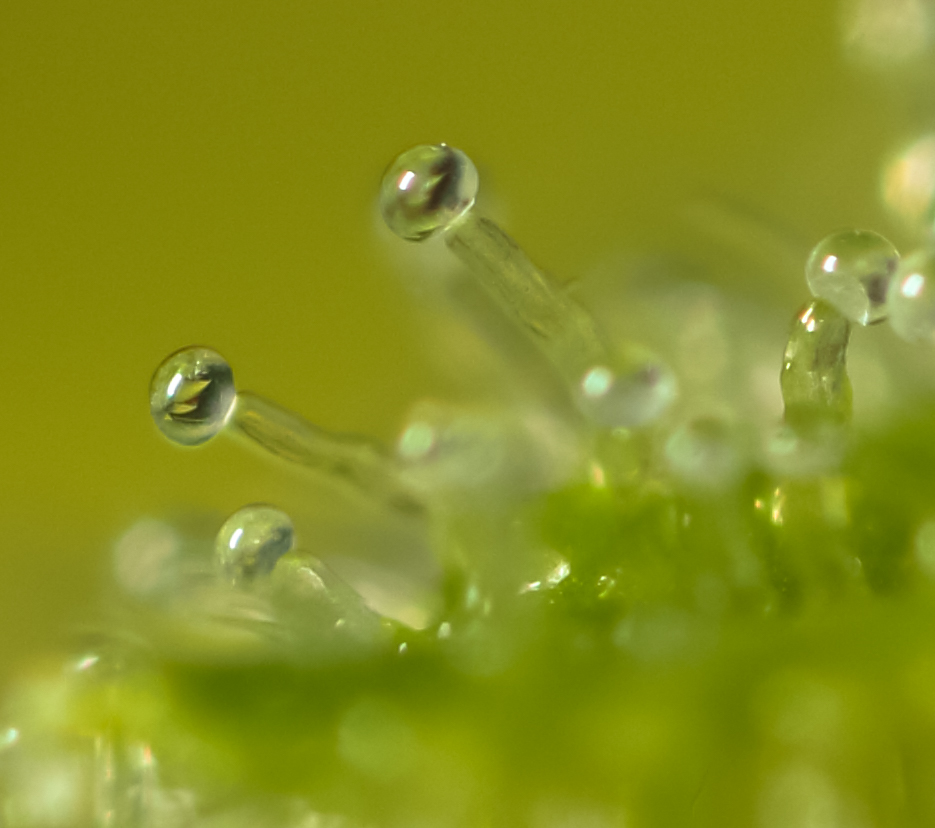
[149,347,236,446]
[887,248,935,343]
[380,144,479,241]
[396,401,580,501]
[230,392,424,517]
[380,144,644,425]
[780,300,852,428]
[576,349,678,429]
[215,504,295,584]
[805,229,899,325]
[267,553,393,657]
[444,210,608,380]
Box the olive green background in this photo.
[0,1,911,680]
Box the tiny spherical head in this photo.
[216,504,295,584]
[380,144,479,241]
[150,346,236,446]
[805,229,899,325]
[888,247,935,343]
[577,352,678,429]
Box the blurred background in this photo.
[0,0,928,683]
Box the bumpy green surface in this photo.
[10,404,935,827]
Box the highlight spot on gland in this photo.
[381,144,678,430]
[380,144,478,241]
[215,504,295,585]
[150,347,424,517]
[805,229,898,326]
[149,347,236,446]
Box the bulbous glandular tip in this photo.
[576,353,678,429]
[380,144,479,241]
[887,247,935,343]
[216,504,295,584]
[805,229,899,326]
[149,346,236,446]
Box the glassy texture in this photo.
[380,144,478,241]
[215,504,295,584]
[445,211,610,379]
[264,552,394,663]
[887,247,935,342]
[805,229,899,325]
[780,300,852,427]
[576,349,678,428]
[231,392,424,516]
[149,347,236,446]
[382,146,679,430]
[22,2,935,826]
[396,401,580,501]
